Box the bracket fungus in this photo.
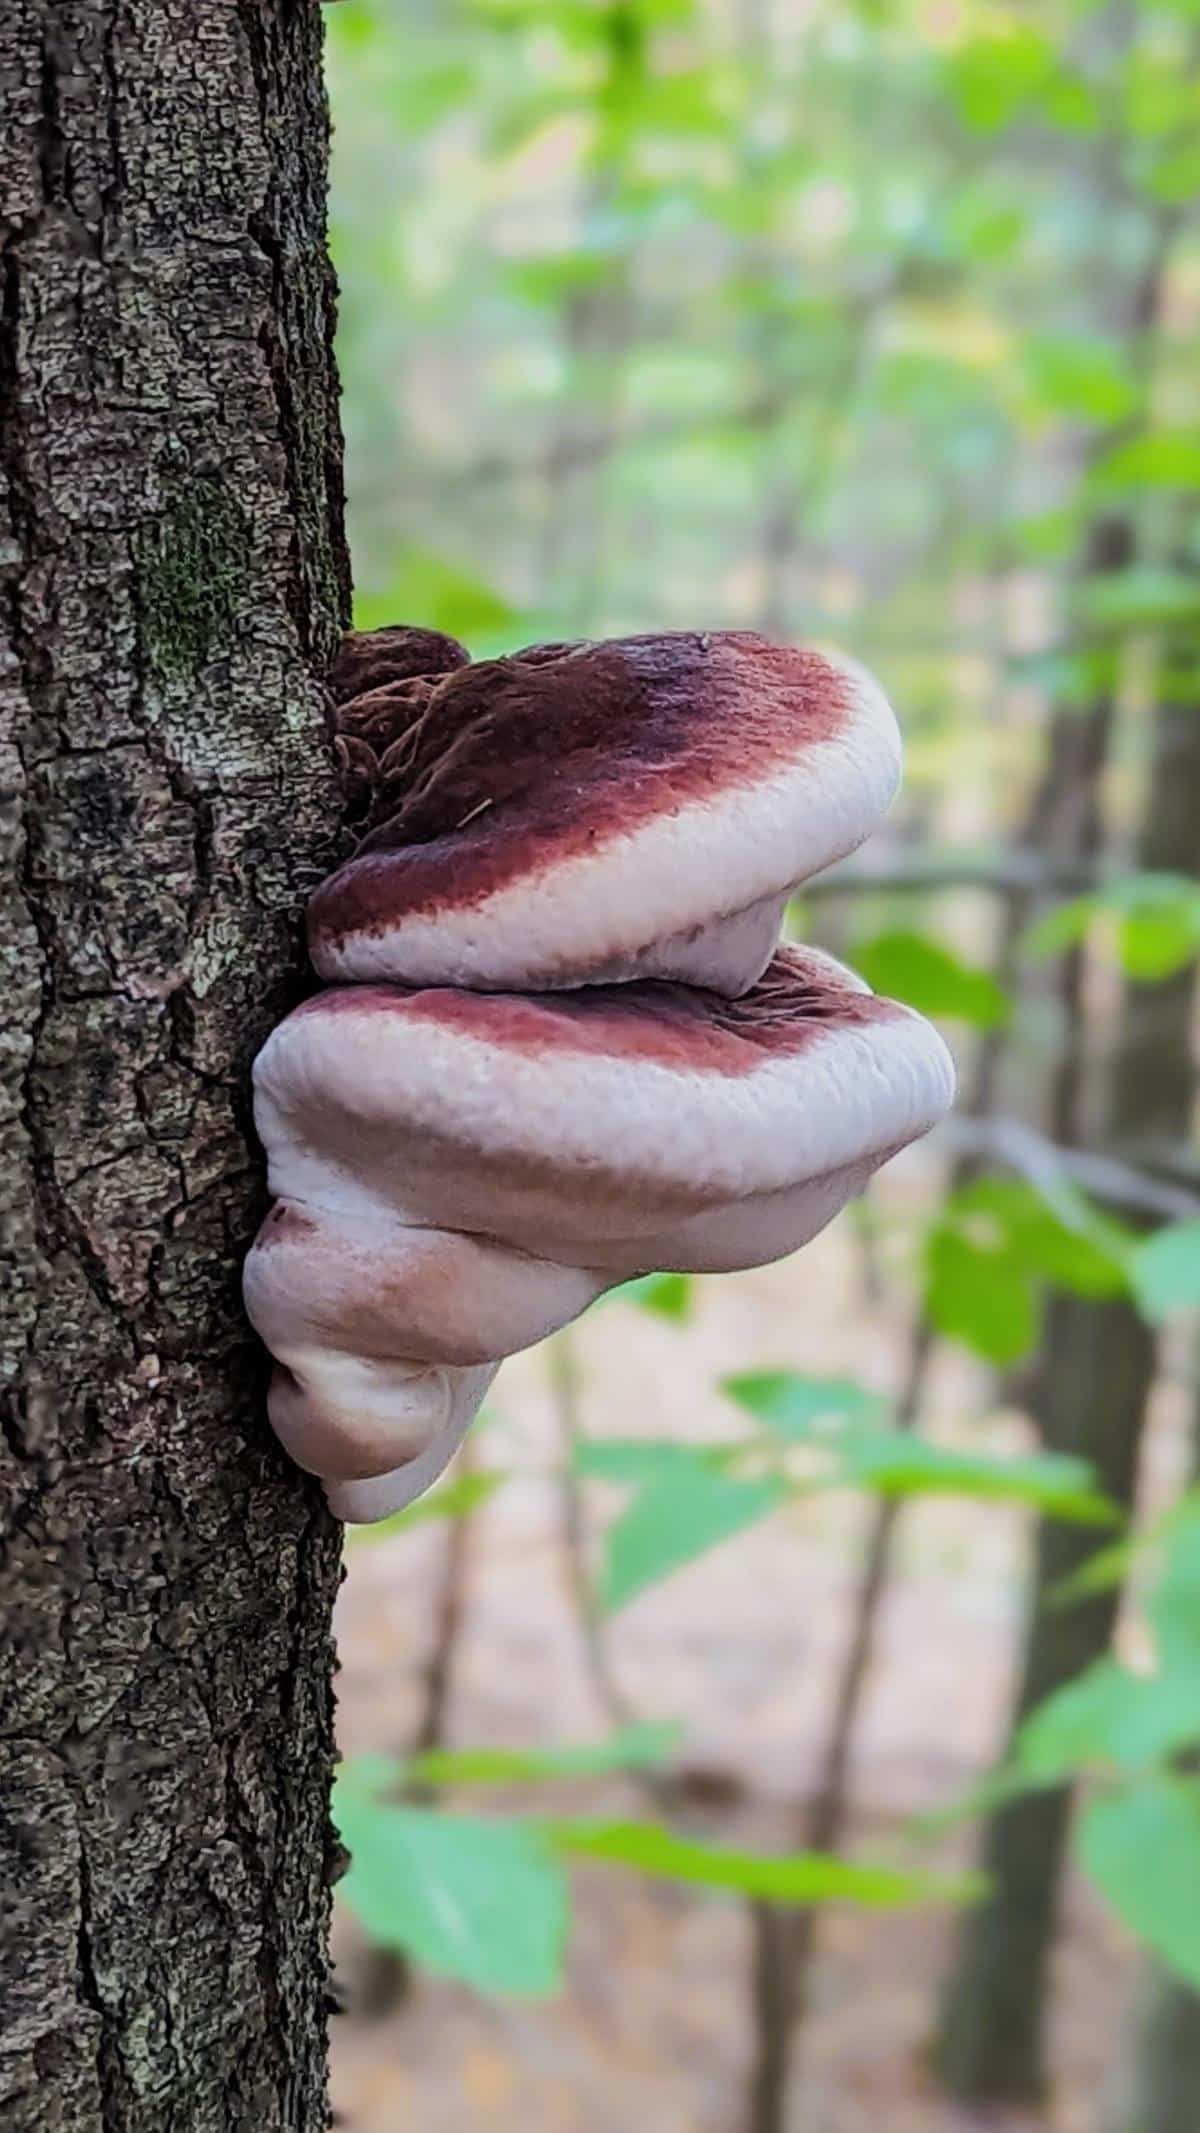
[245,627,955,1521]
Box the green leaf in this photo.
[1012,504,1083,563]
[852,929,1010,1029]
[1079,569,1200,635]
[1120,908,1200,982]
[504,250,623,307]
[1025,336,1138,425]
[941,191,1027,264]
[1041,72,1102,134]
[1091,431,1200,498]
[323,3,378,56]
[600,1456,788,1612]
[1052,1491,1200,1614]
[1130,1222,1200,1324]
[928,1168,1134,1352]
[405,1722,681,1789]
[720,1370,885,1441]
[1018,1659,1200,1780]
[549,1818,982,1908]
[1120,48,1200,140]
[1024,895,1099,959]
[1050,1534,1139,1607]
[1080,1778,1200,1989]
[924,1226,1039,1364]
[615,1271,695,1320]
[1025,874,1200,979]
[1115,875,1200,982]
[724,1364,1108,1516]
[345,1469,505,1548]
[945,1177,1132,1300]
[1151,1495,1200,1673]
[334,1766,569,1997]
[1143,135,1200,205]
[943,24,1055,133]
[621,65,732,141]
[574,1438,734,1484]
[353,547,518,644]
[832,1434,1114,1524]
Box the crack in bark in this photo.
[73,1801,126,2126]
[99,6,123,244]
[2,269,65,1366]
[36,25,68,207]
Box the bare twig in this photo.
[748,1322,935,2132]
[549,1331,643,1737]
[547,1331,676,1815]
[802,846,1102,899]
[413,1441,477,1756]
[934,1115,1200,1223]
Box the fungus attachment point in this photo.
[245,628,955,1519]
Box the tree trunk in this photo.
[1107,1363,1200,2130]
[1116,1964,1200,2133]
[1,5,350,2129]
[933,1299,1154,2103]
[935,608,1200,2107]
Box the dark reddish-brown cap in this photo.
[308,630,902,998]
[329,624,470,706]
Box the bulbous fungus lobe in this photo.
[245,626,955,1521]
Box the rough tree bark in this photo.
[1,4,350,2128]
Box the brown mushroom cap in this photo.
[308,631,901,998]
[329,623,469,706]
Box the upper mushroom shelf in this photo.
[311,627,902,997]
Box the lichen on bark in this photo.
[135,480,255,685]
[1,4,351,2128]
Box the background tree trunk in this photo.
[1,4,350,2128]
[935,572,1200,2107]
[1115,1940,1200,2129]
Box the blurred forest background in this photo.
[321,4,1200,2130]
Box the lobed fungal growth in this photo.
[244,626,955,1520]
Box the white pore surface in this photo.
[311,653,901,993]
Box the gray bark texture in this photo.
[1,3,351,2128]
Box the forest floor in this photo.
[328,1147,1178,2133]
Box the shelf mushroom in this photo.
[245,626,954,1519]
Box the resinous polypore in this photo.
[244,628,955,1521]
